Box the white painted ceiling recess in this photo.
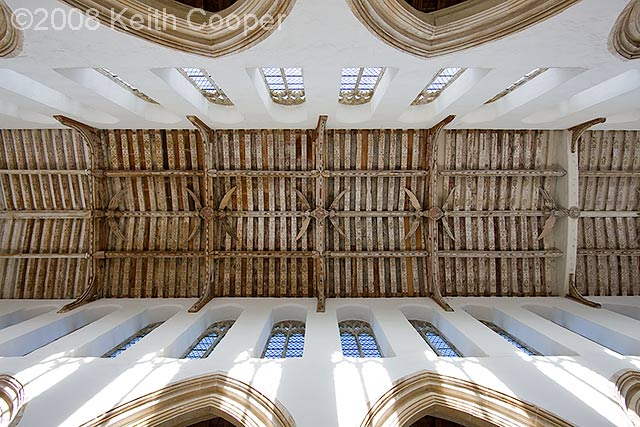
[0,0,638,130]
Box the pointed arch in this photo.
[360,371,574,427]
[79,373,296,427]
[610,0,640,60]
[57,0,296,58]
[613,369,640,427]
[346,0,579,58]
[0,0,23,58]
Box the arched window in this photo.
[339,320,382,358]
[484,68,548,104]
[410,320,461,357]
[96,68,158,104]
[260,67,306,105]
[103,322,162,358]
[179,67,233,106]
[411,68,465,105]
[183,320,235,359]
[339,67,385,105]
[262,321,305,358]
[481,321,541,356]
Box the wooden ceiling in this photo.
[0,116,638,312]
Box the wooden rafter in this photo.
[315,115,328,312]
[428,116,455,311]
[187,116,216,313]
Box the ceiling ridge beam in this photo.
[428,116,456,312]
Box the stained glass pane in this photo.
[179,68,233,106]
[412,68,465,105]
[340,332,361,357]
[263,333,287,358]
[260,67,306,105]
[97,68,158,104]
[358,333,382,358]
[262,321,305,359]
[104,322,162,359]
[485,68,548,104]
[285,332,305,358]
[410,320,462,357]
[481,321,540,356]
[339,67,385,105]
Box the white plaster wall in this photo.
[0,0,638,130]
[1,297,640,427]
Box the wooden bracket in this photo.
[567,274,601,308]
[54,115,103,162]
[58,277,99,313]
[569,118,606,153]
[189,283,214,313]
[430,290,454,312]
[187,115,215,145]
[428,115,456,142]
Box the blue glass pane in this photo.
[105,323,160,358]
[264,333,287,358]
[285,332,304,358]
[424,331,460,357]
[184,333,219,359]
[341,332,360,357]
[496,331,537,356]
[358,333,382,358]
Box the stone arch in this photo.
[360,371,574,427]
[0,375,24,427]
[613,369,640,427]
[610,0,640,60]
[0,0,23,58]
[79,373,296,427]
[346,0,579,58]
[57,0,296,58]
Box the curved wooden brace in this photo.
[569,117,607,153]
[58,277,100,313]
[0,0,22,58]
[567,274,601,309]
[610,0,640,60]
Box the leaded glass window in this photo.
[339,67,385,105]
[103,322,162,358]
[484,68,548,104]
[97,68,158,104]
[262,321,305,358]
[412,68,465,105]
[179,67,233,106]
[339,320,382,358]
[481,321,541,356]
[260,67,306,106]
[410,320,462,357]
[182,320,235,359]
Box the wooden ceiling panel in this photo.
[436,130,560,297]
[576,130,640,296]
[2,122,638,304]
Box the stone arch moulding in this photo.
[57,0,296,58]
[0,374,25,427]
[360,371,575,427]
[0,0,23,58]
[79,373,296,427]
[613,369,640,427]
[346,0,580,58]
[610,0,640,60]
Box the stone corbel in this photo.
[611,0,640,60]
